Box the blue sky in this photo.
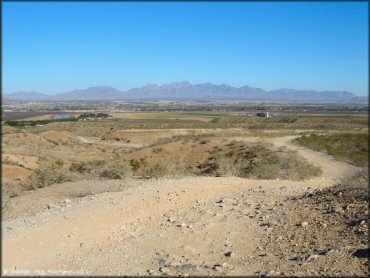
[3,1,368,96]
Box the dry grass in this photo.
[31,162,76,189]
[295,133,369,167]
[69,159,132,180]
[207,142,322,180]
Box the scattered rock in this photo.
[158,259,167,267]
[159,266,170,273]
[306,254,319,262]
[351,248,369,258]
[212,264,222,271]
[270,220,278,226]
[224,251,233,257]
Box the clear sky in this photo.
[3,1,369,96]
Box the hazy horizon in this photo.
[4,2,369,96]
[4,81,365,97]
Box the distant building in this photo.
[256,111,270,118]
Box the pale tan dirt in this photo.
[2,154,39,170]
[3,132,54,148]
[39,131,72,144]
[2,164,32,183]
[0,177,334,275]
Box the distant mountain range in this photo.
[4,81,363,101]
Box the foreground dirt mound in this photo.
[39,131,72,144]
[261,181,369,276]
[3,176,368,276]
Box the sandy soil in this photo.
[39,131,72,144]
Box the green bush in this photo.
[130,159,141,171]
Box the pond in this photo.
[53,114,74,120]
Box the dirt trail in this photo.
[236,135,360,179]
[270,136,360,179]
[3,177,336,276]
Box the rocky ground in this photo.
[3,175,368,276]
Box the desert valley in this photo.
[2,98,368,276]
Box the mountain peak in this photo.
[4,82,357,101]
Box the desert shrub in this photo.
[91,159,107,166]
[152,146,164,153]
[140,158,148,167]
[55,159,64,167]
[70,162,91,174]
[215,155,244,177]
[248,163,281,179]
[130,159,142,171]
[69,159,130,180]
[99,161,131,179]
[164,157,189,177]
[146,163,168,177]
[31,162,75,189]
